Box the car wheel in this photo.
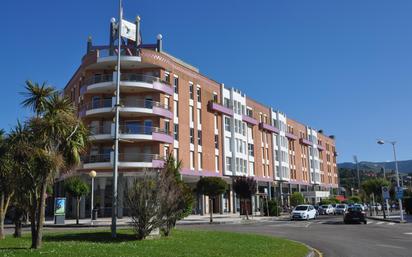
[364,220,367,224]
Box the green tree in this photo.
[0,129,14,240]
[362,178,390,202]
[64,176,90,225]
[290,192,304,207]
[348,196,361,204]
[196,177,227,223]
[232,176,256,220]
[159,154,194,236]
[10,83,88,249]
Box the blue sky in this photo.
[1,0,412,163]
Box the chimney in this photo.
[156,34,163,52]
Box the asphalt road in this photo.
[179,215,412,257]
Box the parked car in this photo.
[291,205,317,220]
[335,204,348,215]
[344,206,367,224]
[354,203,365,211]
[319,204,335,215]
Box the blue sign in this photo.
[382,186,390,200]
[396,187,404,199]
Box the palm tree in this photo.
[17,82,88,249]
[20,80,55,116]
[0,129,14,240]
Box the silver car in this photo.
[335,204,347,215]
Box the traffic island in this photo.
[0,229,310,257]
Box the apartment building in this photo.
[62,17,338,218]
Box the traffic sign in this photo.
[396,187,404,199]
[382,186,390,200]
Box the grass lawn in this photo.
[0,229,309,257]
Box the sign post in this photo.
[54,197,66,225]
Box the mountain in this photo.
[338,160,412,174]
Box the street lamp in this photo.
[377,140,405,222]
[89,170,97,225]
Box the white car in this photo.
[354,203,365,211]
[320,204,335,215]
[291,205,317,220]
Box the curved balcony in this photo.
[88,125,173,144]
[82,153,164,169]
[80,99,172,119]
[80,73,173,96]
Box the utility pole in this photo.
[353,155,361,191]
[112,0,123,238]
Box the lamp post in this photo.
[89,170,97,225]
[377,140,404,222]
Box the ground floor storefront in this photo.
[49,172,339,219]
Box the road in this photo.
[179,215,412,257]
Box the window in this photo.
[226,157,232,171]
[215,156,219,171]
[215,135,219,149]
[190,151,194,169]
[198,130,202,145]
[225,137,232,152]
[174,100,178,117]
[190,128,194,144]
[249,162,255,175]
[213,93,218,103]
[165,120,170,134]
[174,76,179,94]
[164,72,170,83]
[189,106,194,123]
[224,98,230,108]
[173,148,178,161]
[248,144,254,156]
[197,109,202,125]
[174,124,179,140]
[189,83,194,99]
[225,117,231,131]
[246,108,253,117]
[197,87,201,102]
[198,152,203,170]
[214,114,218,130]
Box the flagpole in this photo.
[112,0,122,238]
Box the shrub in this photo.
[290,192,304,207]
[64,176,90,225]
[348,196,361,204]
[233,176,256,220]
[262,199,280,216]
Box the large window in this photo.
[174,76,179,94]
[190,151,194,169]
[198,152,203,170]
[174,124,179,140]
[198,130,202,146]
[215,135,219,149]
[190,128,194,144]
[248,144,254,156]
[197,87,201,102]
[225,117,231,131]
[189,83,194,99]
[226,157,232,171]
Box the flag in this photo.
[121,19,136,41]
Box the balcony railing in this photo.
[119,153,162,162]
[119,125,170,135]
[89,125,111,135]
[83,153,111,164]
[97,47,139,58]
[120,73,170,85]
[83,153,163,164]
[82,99,170,111]
[82,74,113,87]
[121,99,170,110]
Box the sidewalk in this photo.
[40,213,287,227]
[367,210,411,223]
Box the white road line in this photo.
[375,244,406,249]
[387,223,395,225]
[403,232,412,235]
[376,222,384,225]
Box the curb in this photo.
[366,216,403,223]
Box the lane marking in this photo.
[388,223,395,225]
[403,232,412,235]
[376,222,384,225]
[375,244,406,249]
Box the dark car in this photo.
[344,206,367,224]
